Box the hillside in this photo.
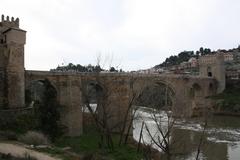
[154,46,240,69]
[154,47,211,69]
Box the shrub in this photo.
[18,131,49,146]
[33,79,66,141]
[0,111,37,134]
[0,131,18,140]
[15,113,38,133]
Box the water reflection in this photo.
[133,108,240,160]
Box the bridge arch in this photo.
[82,80,105,113]
[189,83,203,99]
[25,79,57,106]
[134,80,175,110]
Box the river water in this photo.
[133,107,240,160]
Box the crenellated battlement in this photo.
[0,14,19,29]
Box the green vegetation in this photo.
[0,111,38,141]
[35,147,72,160]
[51,63,103,72]
[34,79,65,141]
[0,79,65,142]
[155,47,212,68]
[212,88,240,105]
[225,60,240,70]
[54,133,142,160]
[211,81,240,113]
[51,63,123,73]
[155,50,195,68]
[35,126,143,160]
[155,46,240,69]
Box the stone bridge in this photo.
[0,15,224,136]
[25,70,217,136]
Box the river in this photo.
[133,107,240,160]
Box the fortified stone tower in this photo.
[199,53,225,93]
[0,15,26,108]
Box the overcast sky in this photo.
[1,0,240,71]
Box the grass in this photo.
[210,84,240,112]
[55,134,99,154]
[53,126,143,160]
[35,125,143,160]
[211,88,240,104]
[35,147,73,160]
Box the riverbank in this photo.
[211,80,240,115]
[213,111,240,116]
[51,126,143,160]
[28,123,144,160]
[0,132,143,160]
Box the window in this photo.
[207,66,212,77]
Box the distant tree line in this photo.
[154,47,212,68]
[51,63,102,72]
[51,63,124,73]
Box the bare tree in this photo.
[81,55,135,151]
[117,75,147,146]
[195,106,209,160]
[136,85,209,160]
[144,110,175,160]
[135,81,176,159]
[82,54,116,150]
[195,120,207,160]
[82,81,117,150]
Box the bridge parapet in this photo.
[26,70,214,80]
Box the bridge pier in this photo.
[58,76,83,136]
